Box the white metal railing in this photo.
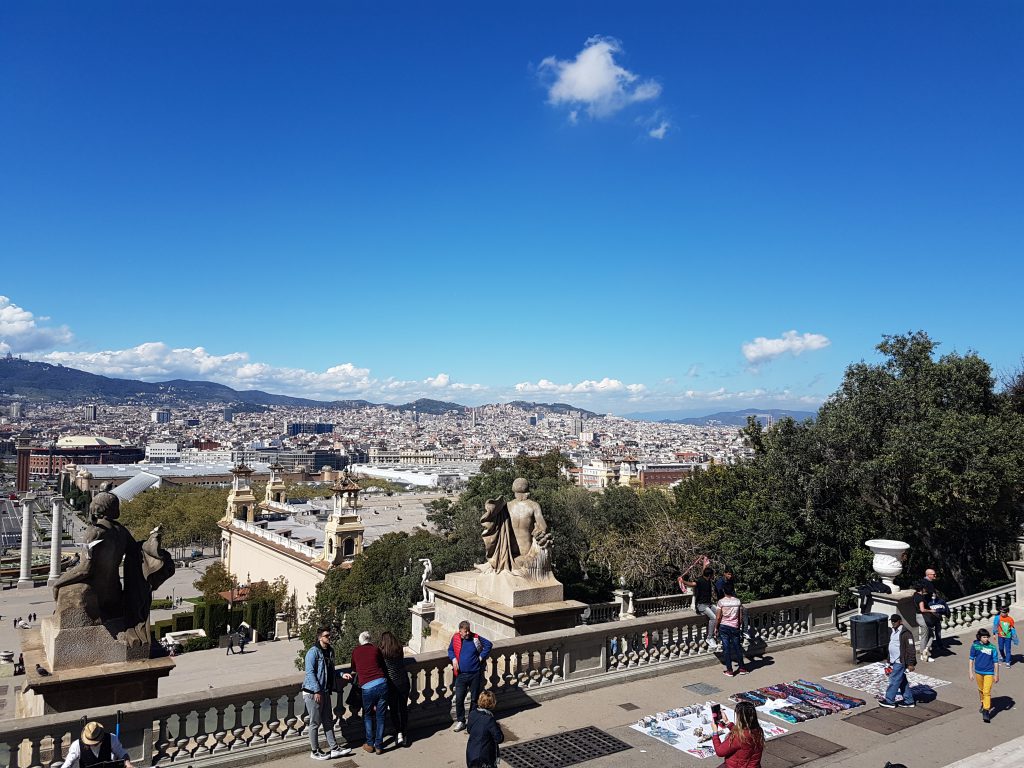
[3,590,838,768]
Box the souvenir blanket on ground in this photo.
[728,680,866,724]
[629,701,788,759]
[822,662,952,699]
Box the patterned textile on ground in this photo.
[822,662,952,699]
[728,680,865,724]
[630,700,788,759]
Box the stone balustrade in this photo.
[835,582,1016,637]
[940,583,1016,632]
[1,590,837,768]
[230,520,318,558]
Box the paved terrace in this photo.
[245,624,1023,768]
[3,587,1022,768]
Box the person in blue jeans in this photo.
[879,614,918,708]
[714,584,748,677]
[344,631,390,754]
[448,620,493,732]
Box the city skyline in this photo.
[2,3,1022,413]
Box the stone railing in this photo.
[635,593,694,616]
[941,583,1015,633]
[231,520,318,558]
[583,601,619,624]
[1,590,837,768]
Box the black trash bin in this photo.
[849,612,887,663]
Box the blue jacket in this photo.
[448,632,493,676]
[303,643,339,694]
[465,707,503,767]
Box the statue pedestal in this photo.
[408,602,436,653]
[41,584,151,670]
[17,629,174,716]
[428,571,585,640]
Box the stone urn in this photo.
[865,539,910,590]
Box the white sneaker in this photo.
[328,747,353,758]
[707,640,718,650]
[310,751,331,761]
[396,733,405,746]
[452,721,466,732]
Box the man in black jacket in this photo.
[879,614,917,708]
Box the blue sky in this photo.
[2,1,1022,414]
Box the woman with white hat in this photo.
[61,721,134,768]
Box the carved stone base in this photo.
[42,583,151,670]
[444,569,564,608]
[428,578,585,640]
[17,629,174,716]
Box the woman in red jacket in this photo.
[712,701,765,768]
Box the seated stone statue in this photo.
[480,478,553,579]
[52,487,174,639]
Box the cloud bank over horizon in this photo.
[0,295,827,412]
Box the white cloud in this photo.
[742,330,831,364]
[540,36,661,119]
[0,296,73,354]
[648,120,669,139]
[425,373,450,388]
[514,377,647,397]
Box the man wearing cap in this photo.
[879,614,918,709]
[61,721,133,768]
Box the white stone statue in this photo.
[418,558,433,604]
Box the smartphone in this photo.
[711,704,722,723]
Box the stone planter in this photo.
[865,539,910,590]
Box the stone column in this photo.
[18,494,35,589]
[1009,561,1024,612]
[48,497,63,586]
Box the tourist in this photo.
[914,583,941,662]
[301,626,353,760]
[448,620,493,732]
[681,567,719,650]
[715,568,735,602]
[712,700,764,767]
[969,628,1000,722]
[878,614,917,709]
[225,624,235,655]
[378,630,412,747]
[992,605,1017,667]
[60,720,134,768]
[715,583,748,677]
[466,690,504,768]
[921,568,945,652]
[345,630,389,754]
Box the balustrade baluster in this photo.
[267,696,281,742]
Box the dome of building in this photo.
[56,435,125,448]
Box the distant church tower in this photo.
[320,474,364,566]
[224,463,258,522]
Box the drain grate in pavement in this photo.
[617,702,639,711]
[500,726,631,768]
[762,732,845,767]
[683,682,722,696]
[844,699,961,735]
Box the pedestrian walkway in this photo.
[237,629,1022,768]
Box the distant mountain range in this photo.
[624,407,817,426]
[0,358,596,416]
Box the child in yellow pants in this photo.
[969,628,1000,723]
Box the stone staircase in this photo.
[943,735,1024,767]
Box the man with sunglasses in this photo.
[302,627,354,760]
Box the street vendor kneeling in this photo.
[61,721,134,768]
